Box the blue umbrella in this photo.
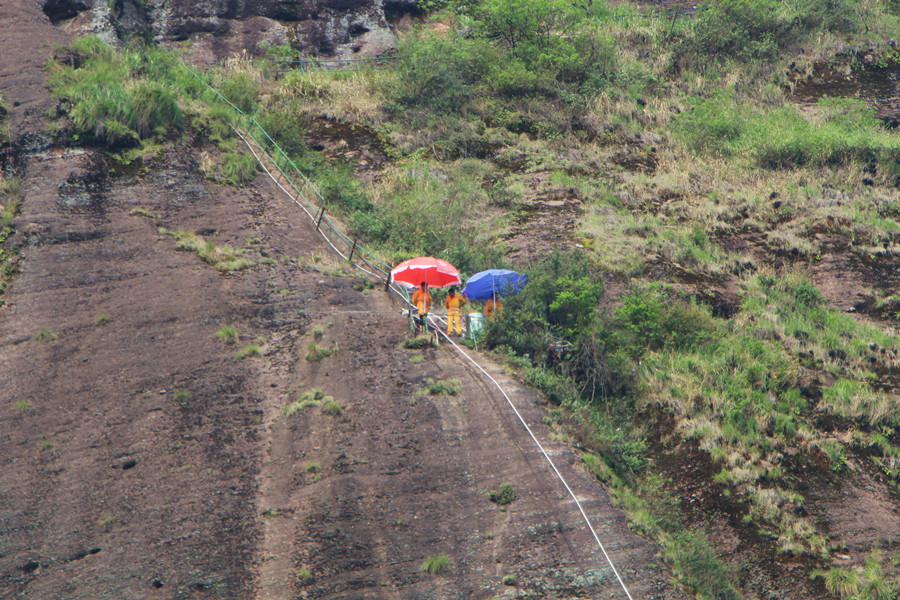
[463,269,528,301]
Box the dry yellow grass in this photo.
[275,68,388,125]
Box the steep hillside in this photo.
[0,1,686,599]
[7,0,900,599]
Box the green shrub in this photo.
[220,72,259,114]
[160,228,254,272]
[284,391,330,416]
[812,549,900,600]
[129,81,183,137]
[686,0,789,60]
[525,367,579,405]
[393,33,485,113]
[488,483,516,505]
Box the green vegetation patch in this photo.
[0,179,24,302]
[426,378,462,396]
[403,336,436,349]
[813,549,900,600]
[322,399,344,416]
[216,325,240,345]
[487,483,516,505]
[48,36,186,148]
[421,553,450,575]
[235,343,262,360]
[674,94,900,170]
[159,228,254,272]
[32,327,60,342]
[283,388,328,415]
[306,341,338,362]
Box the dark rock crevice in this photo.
[42,0,90,25]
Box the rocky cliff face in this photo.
[41,0,418,60]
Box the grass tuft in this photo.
[427,378,462,396]
[283,389,326,415]
[216,325,239,345]
[306,341,338,362]
[130,208,160,219]
[160,228,254,272]
[403,336,436,349]
[421,554,450,575]
[32,327,59,342]
[235,343,261,360]
[322,399,343,416]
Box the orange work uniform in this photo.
[484,298,503,319]
[444,292,467,335]
[412,288,432,317]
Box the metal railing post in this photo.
[315,206,326,229]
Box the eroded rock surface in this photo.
[44,0,417,60]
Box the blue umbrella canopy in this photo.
[463,269,528,301]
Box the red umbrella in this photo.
[390,256,461,289]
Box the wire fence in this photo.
[181,61,413,314]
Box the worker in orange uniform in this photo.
[484,296,503,319]
[444,286,467,336]
[411,282,432,331]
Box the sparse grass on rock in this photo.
[283,389,327,415]
[216,325,239,344]
[421,554,450,575]
[306,341,337,362]
[32,327,59,342]
[159,227,254,272]
[235,343,261,360]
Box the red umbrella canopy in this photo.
[390,256,461,289]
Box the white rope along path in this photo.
[428,315,637,600]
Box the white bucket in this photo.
[467,312,484,339]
